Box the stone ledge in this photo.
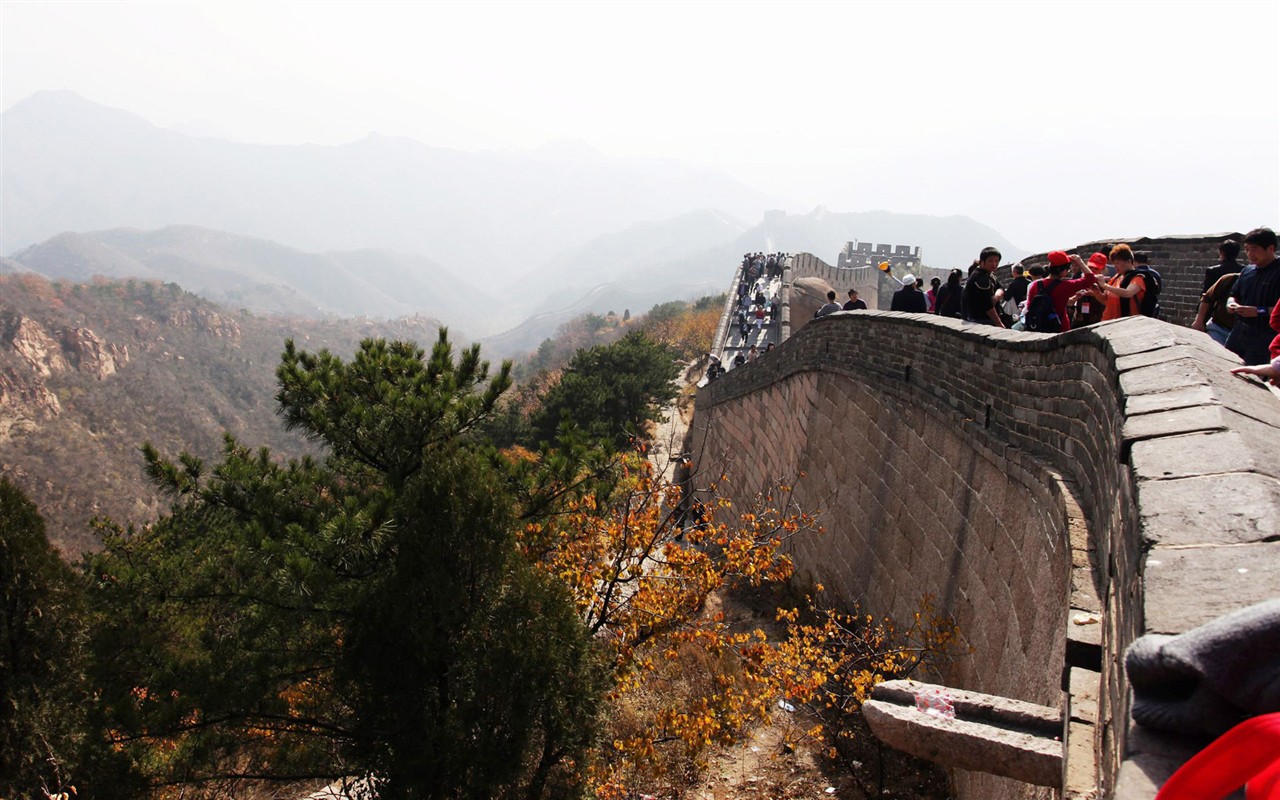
[1067,609,1103,672]
[864,679,1063,787]
[871,679,1061,733]
[1123,383,1217,415]
[1068,668,1100,725]
[1122,403,1231,441]
[1129,426,1280,483]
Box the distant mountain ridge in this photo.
[1,91,784,279]
[8,206,1029,357]
[7,226,500,334]
[3,91,1030,355]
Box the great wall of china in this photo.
[690,237,1280,799]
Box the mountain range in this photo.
[1,90,780,277]
[6,226,501,333]
[2,91,1028,353]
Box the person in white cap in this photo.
[890,273,928,313]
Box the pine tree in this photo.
[531,331,679,451]
[1,478,140,799]
[88,331,606,799]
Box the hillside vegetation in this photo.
[0,273,443,554]
[0,269,722,556]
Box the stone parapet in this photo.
[689,310,1280,798]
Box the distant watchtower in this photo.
[837,241,922,271]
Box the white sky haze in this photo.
[3,0,1278,252]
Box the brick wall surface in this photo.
[690,310,1280,799]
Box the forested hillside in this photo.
[0,273,444,554]
[0,271,723,554]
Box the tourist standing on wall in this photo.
[1225,227,1280,366]
[1067,254,1108,327]
[963,247,1006,327]
[1202,239,1243,295]
[815,290,842,318]
[1230,298,1280,385]
[843,288,867,311]
[1099,244,1146,320]
[926,277,941,312]
[891,275,928,313]
[935,269,964,318]
[1023,251,1098,332]
[1005,264,1031,320]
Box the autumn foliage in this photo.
[504,433,965,798]
[637,300,722,361]
[509,448,816,795]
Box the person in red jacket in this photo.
[1023,251,1098,332]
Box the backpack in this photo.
[1121,266,1163,318]
[1023,280,1063,332]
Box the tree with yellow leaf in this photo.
[508,446,827,795]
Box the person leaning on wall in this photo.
[963,247,1006,327]
[1192,271,1240,347]
[1224,227,1280,367]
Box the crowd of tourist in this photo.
[705,253,787,379]
[708,229,1280,386]
[870,230,1280,382]
[741,251,788,284]
[1209,229,1280,383]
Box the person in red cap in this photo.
[1023,251,1098,332]
[1067,252,1109,327]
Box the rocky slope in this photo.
[0,273,446,555]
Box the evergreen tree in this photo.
[1,479,139,799]
[88,331,606,799]
[531,331,679,451]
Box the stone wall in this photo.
[690,310,1280,798]
[1014,233,1244,327]
[789,252,952,312]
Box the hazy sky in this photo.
[4,0,1278,252]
